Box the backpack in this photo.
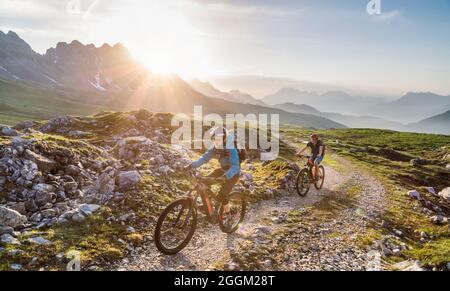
[234,140,247,164]
[216,127,247,164]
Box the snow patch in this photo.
[89,71,106,91]
[0,65,21,80]
[43,74,61,85]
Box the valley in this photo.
[0,111,448,271]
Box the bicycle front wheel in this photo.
[154,198,197,255]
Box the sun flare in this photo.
[121,1,212,78]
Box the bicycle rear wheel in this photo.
[314,166,325,190]
[219,192,246,234]
[154,198,197,255]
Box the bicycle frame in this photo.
[185,182,220,224]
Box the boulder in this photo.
[0,206,28,228]
[1,126,18,136]
[95,167,116,195]
[65,165,81,177]
[117,171,141,190]
[0,225,14,235]
[34,190,56,207]
[431,215,448,225]
[425,187,436,196]
[71,211,86,222]
[392,260,424,271]
[0,234,20,245]
[78,204,100,216]
[438,187,450,201]
[408,190,421,200]
[24,150,56,172]
[28,237,51,245]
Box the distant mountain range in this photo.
[0,30,345,129]
[406,111,450,135]
[190,79,266,106]
[263,88,385,116]
[369,92,450,123]
[274,103,404,131]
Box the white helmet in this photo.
[210,126,228,149]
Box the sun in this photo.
[142,51,175,75]
[118,1,213,79]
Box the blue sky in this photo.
[1,0,449,96]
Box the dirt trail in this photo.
[113,153,387,271]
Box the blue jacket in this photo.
[191,134,240,180]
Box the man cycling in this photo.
[297,133,325,181]
[185,127,240,214]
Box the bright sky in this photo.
[1,0,450,96]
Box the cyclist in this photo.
[297,133,325,181]
[185,127,240,214]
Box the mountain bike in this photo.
[296,155,325,197]
[154,175,247,255]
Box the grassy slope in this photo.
[282,126,450,267]
[0,78,111,125]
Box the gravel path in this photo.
[112,154,387,271]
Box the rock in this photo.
[25,199,38,213]
[126,226,136,234]
[28,237,51,245]
[158,165,172,175]
[408,190,421,200]
[127,115,138,123]
[0,206,28,228]
[30,212,42,223]
[0,225,14,235]
[447,262,450,271]
[117,171,141,190]
[425,187,436,196]
[118,212,136,222]
[410,159,431,167]
[65,165,81,177]
[41,208,59,219]
[67,130,90,138]
[438,187,450,201]
[9,202,26,215]
[14,120,37,130]
[392,260,424,271]
[79,204,100,216]
[431,215,447,225]
[10,264,22,271]
[262,259,273,269]
[1,126,18,136]
[72,211,86,222]
[32,183,55,193]
[1,233,21,245]
[95,167,116,195]
[24,150,56,172]
[394,230,403,237]
[34,190,56,207]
